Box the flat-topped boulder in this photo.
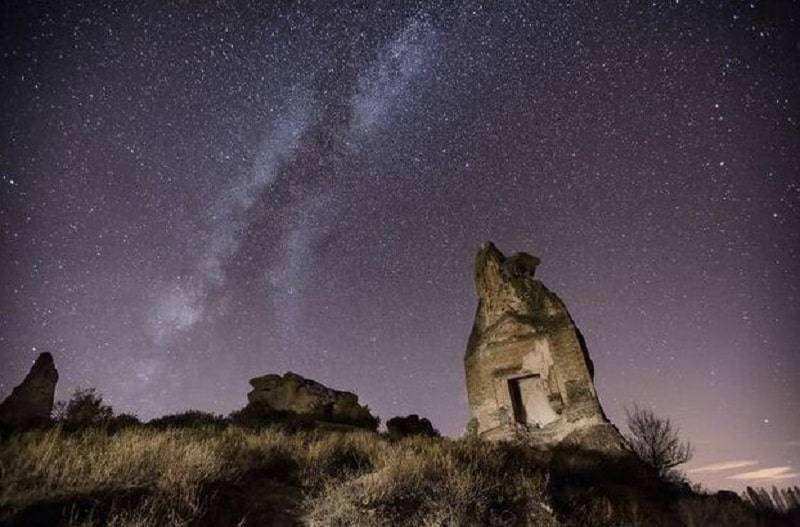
[246,371,378,429]
[0,352,59,431]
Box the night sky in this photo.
[1,1,798,491]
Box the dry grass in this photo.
[2,426,794,526]
[303,436,554,526]
[1,426,314,525]
[0,426,555,526]
[3,427,229,510]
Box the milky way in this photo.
[1,1,798,490]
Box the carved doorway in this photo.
[508,375,559,426]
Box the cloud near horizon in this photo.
[689,460,759,474]
[728,466,799,481]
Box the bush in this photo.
[386,414,440,438]
[229,402,380,432]
[229,402,315,430]
[57,388,114,432]
[624,404,693,479]
[743,485,800,520]
[108,413,142,434]
[677,492,762,527]
[147,410,226,430]
[325,407,380,432]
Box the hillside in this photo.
[1,423,797,526]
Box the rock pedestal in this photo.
[0,352,59,430]
[464,243,623,451]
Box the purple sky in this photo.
[1,1,798,491]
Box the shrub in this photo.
[108,413,142,434]
[743,485,800,518]
[386,414,440,438]
[624,404,693,479]
[324,405,380,432]
[229,402,380,432]
[676,492,761,527]
[147,410,226,430]
[58,388,114,431]
[229,402,315,430]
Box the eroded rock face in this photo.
[0,352,59,430]
[247,372,377,429]
[465,242,623,451]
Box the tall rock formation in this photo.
[465,243,623,450]
[0,352,59,430]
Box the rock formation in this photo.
[386,414,440,438]
[0,352,59,430]
[464,243,623,451]
[246,371,378,429]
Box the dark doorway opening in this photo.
[508,375,538,424]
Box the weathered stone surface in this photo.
[247,372,377,428]
[464,242,623,451]
[0,352,59,430]
[386,414,439,438]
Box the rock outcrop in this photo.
[464,242,623,451]
[246,372,378,429]
[0,352,59,431]
[386,414,440,438]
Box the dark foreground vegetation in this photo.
[0,391,798,526]
[2,426,798,526]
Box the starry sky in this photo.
[1,1,798,491]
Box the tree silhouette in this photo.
[624,404,693,478]
[59,387,113,431]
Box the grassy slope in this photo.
[0,426,794,526]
